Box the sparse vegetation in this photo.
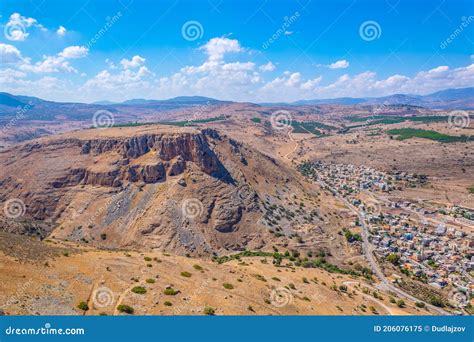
[131,286,147,294]
[164,288,178,296]
[203,306,216,315]
[117,304,134,314]
[223,283,234,290]
[386,253,400,265]
[415,302,425,308]
[77,301,89,311]
[386,128,473,143]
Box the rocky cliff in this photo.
[0,127,308,256]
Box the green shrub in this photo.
[271,277,281,282]
[117,304,134,314]
[415,302,425,308]
[223,283,234,290]
[338,285,348,292]
[397,299,405,308]
[144,256,152,261]
[252,274,267,282]
[164,301,172,306]
[193,264,203,271]
[430,296,444,307]
[77,301,89,311]
[203,306,216,315]
[131,286,147,295]
[386,253,400,265]
[164,288,178,295]
[180,271,192,278]
[146,278,155,284]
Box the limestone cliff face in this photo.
[53,130,225,188]
[0,128,288,255]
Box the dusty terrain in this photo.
[0,99,472,316]
[0,232,423,316]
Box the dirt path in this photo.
[283,127,298,160]
[343,281,395,315]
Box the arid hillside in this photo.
[0,125,350,258]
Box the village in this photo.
[299,160,474,310]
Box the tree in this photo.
[386,253,400,265]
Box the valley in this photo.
[0,89,473,316]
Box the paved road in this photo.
[316,177,450,315]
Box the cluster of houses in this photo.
[367,212,473,292]
[301,161,473,308]
[308,161,426,195]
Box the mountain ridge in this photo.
[1,87,473,109]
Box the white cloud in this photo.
[4,13,44,41]
[80,58,153,100]
[200,37,242,61]
[259,62,276,72]
[0,43,27,64]
[284,31,293,36]
[2,35,473,103]
[0,74,71,101]
[120,55,146,69]
[153,37,261,101]
[19,46,88,73]
[56,26,67,36]
[0,68,26,79]
[59,46,88,59]
[328,59,349,69]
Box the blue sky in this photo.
[1,0,473,102]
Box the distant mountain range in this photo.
[0,93,231,121]
[0,87,473,121]
[287,87,474,109]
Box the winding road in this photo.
[315,177,450,315]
